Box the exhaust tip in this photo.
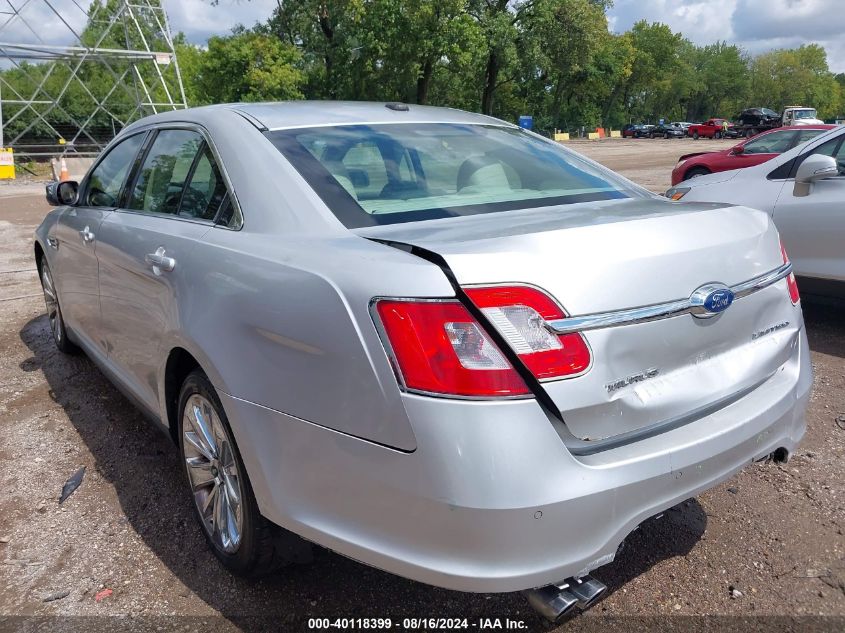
[523,575,607,622]
[522,585,579,623]
[566,575,607,608]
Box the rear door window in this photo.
[127,130,203,215]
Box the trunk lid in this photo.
[359,198,798,443]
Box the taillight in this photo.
[780,242,800,304]
[463,285,591,380]
[375,300,530,397]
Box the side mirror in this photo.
[732,145,744,155]
[45,181,79,206]
[793,154,838,197]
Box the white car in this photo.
[667,125,845,295]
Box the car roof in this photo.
[124,101,512,132]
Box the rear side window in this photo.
[128,130,202,215]
[181,145,228,220]
[267,123,639,228]
[85,133,145,207]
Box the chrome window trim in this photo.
[545,262,793,336]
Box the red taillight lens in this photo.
[463,285,591,380]
[375,300,530,397]
[780,242,800,304]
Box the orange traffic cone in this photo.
[59,158,70,182]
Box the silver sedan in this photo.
[35,102,811,622]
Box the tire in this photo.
[692,131,699,140]
[683,166,711,181]
[177,369,310,576]
[714,131,722,139]
[39,259,79,354]
[664,133,670,139]
[745,129,754,138]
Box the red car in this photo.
[670,124,835,185]
[687,118,731,139]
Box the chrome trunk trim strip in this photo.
[546,262,793,335]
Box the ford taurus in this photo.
[35,102,811,622]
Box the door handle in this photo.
[79,226,95,243]
[145,246,176,273]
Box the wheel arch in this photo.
[162,344,230,445]
[163,347,200,443]
[34,241,45,276]
[683,164,712,181]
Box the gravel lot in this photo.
[0,138,843,632]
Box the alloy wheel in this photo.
[41,265,63,345]
[181,394,244,554]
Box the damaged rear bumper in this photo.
[222,328,810,593]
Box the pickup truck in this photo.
[688,119,730,139]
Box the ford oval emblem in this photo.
[704,288,734,313]
[690,283,735,318]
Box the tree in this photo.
[749,44,841,119]
[187,29,304,104]
[620,21,685,122]
[5,0,844,148]
[678,42,749,121]
[522,0,615,129]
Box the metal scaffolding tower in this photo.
[0,0,187,157]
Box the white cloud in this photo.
[609,0,845,73]
[0,0,277,47]
[732,0,845,41]
[0,0,89,45]
[166,0,277,43]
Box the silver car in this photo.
[35,102,810,622]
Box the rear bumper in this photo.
[221,328,810,593]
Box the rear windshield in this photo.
[266,123,638,228]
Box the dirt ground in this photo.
[0,139,843,632]
[572,136,728,192]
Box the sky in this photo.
[1,0,844,73]
[608,0,845,72]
